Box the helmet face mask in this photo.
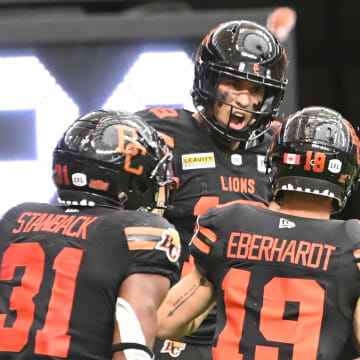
[266,106,360,213]
[192,20,288,142]
[53,110,174,211]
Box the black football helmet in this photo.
[192,20,288,142]
[52,109,175,211]
[266,106,360,212]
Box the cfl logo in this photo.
[72,173,87,187]
[328,159,342,174]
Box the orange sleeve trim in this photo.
[125,226,165,237]
[128,241,157,250]
[156,131,175,148]
[216,199,267,209]
[192,236,210,254]
[199,226,217,243]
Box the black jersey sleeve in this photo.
[189,207,223,281]
[335,219,360,320]
[0,205,20,252]
[123,212,181,285]
[135,108,178,134]
[1,203,24,221]
[135,107,185,149]
[0,203,30,239]
[346,219,360,245]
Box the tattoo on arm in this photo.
[167,277,207,317]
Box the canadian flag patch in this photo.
[283,153,301,165]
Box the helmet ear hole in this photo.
[117,192,128,204]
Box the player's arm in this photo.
[112,273,171,360]
[349,220,360,356]
[113,213,181,359]
[354,297,360,354]
[157,266,216,340]
[353,294,360,356]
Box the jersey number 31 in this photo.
[0,243,82,358]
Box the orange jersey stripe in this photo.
[192,236,210,254]
[124,226,165,237]
[127,241,157,250]
[199,226,217,243]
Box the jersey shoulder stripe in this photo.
[124,225,181,261]
[198,225,217,243]
[192,225,217,254]
[192,236,211,254]
[124,225,167,237]
[127,240,158,250]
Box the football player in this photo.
[136,19,288,359]
[157,106,360,360]
[0,110,180,360]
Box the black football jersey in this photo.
[136,107,274,344]
[0,202,180,359]
[190,201,360,360]
[136,108,273,268]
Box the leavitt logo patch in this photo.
[182,152,216,170]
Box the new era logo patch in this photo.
[279,218,296,229]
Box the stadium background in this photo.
[0,0,358,219]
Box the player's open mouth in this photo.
[229,113,248,130]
